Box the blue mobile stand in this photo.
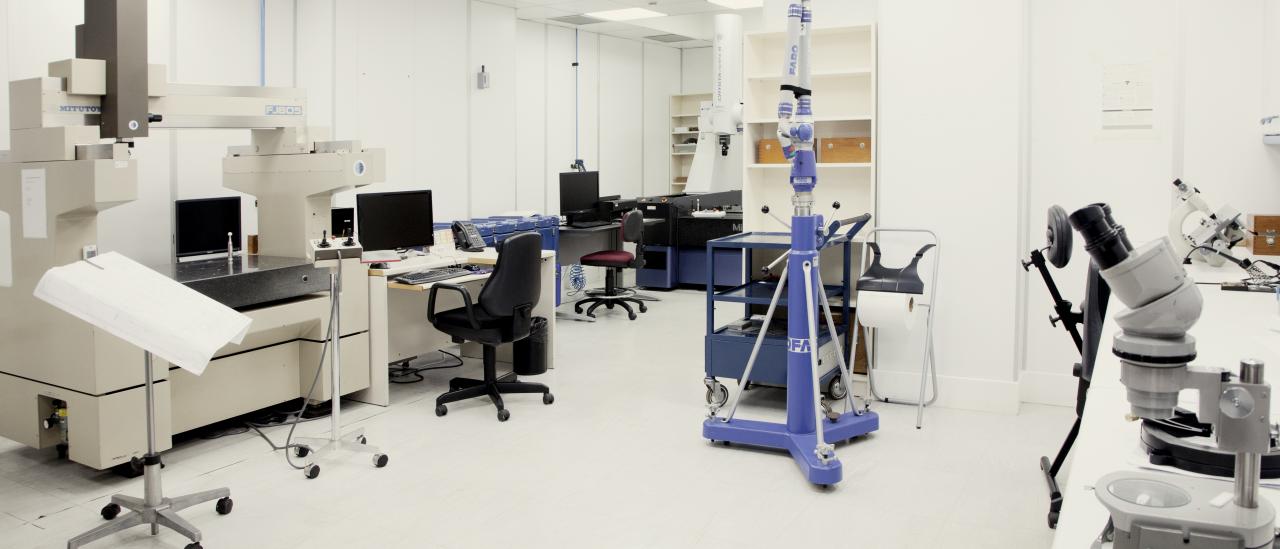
[702,0,879,487]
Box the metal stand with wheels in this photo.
[293,264,389,479]
[68,352,233,549]
[858,228,941,429]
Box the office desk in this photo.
[557,219,664,264]
[1051,264,1280,547]
[352,249,557,406]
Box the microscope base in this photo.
[703,411,879,486]
[1097,470,1275,549]
[1142,419,1280,479]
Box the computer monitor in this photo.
[175,196,242,259]
[356,190,435,252]
[331,207,355,239]
[559,171,600,216]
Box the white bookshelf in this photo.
[741,24,876,282]
[670,92,711,194]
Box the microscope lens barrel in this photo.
[1099,204,1133,250]
[1069,204,1132,270]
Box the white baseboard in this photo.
[869,369,1021,415]
[1019,370,1076,407]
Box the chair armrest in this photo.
[427,283,479,329]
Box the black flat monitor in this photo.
[331,207,355,239]
[357,190,435,252]
[175,196,242,259]
[560,171,600,216]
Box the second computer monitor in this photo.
[175,196,242,259]
[559,171,600,216]
[356,190,435,252]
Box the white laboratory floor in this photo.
[0,289,1069,549]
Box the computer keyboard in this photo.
[569,220,611,229]
[394,267,472,285]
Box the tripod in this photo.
[1023,247,1108,528]
[68,352,233,549]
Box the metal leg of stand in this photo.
[294,268,388,478]
[67,351,231,549]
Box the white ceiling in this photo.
[480,0,763,49]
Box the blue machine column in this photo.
[700,0,879,487]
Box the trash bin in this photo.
[514,316,549,376]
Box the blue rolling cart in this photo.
[703,232,854,401]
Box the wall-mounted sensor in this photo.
[477,65,490,90]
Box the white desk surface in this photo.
[366,249,555,278]
[1052,262,1280,547]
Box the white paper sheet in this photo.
[33,252,252,375]
[20,169,46,239]
[0,211,10,287]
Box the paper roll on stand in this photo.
[857,290,923,331]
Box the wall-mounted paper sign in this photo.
[1102,63,1153,130]
[20,169,47,239]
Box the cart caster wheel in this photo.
[705,382,729,407]
[373,454,389,468]
[574,304,584,314]
[639,303,648,313]
[497,409,511,422]
[356,435,367,445]
[543,392,555,405]
[304,464,320,479]
[101,503,121,520]
[56,443,69,460]
[294,446,310,459]
[435,405,447,417]
[185,543,203,549]
[628,313,637,320]
[215,497,233,515]
[827,375,847,400]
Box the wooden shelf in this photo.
[745,68,872,80]
[746,115,873,124]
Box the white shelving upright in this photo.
[741,24,876,284]
[670,92,711,194]
[741,25,876,232]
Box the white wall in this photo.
[1021,0,1280,406]
[304,1,682,223]
[598,36,643,199]
[469,1,517,217]
[643,43,682,196]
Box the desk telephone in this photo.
[452,221,485,252]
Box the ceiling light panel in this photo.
[583,7,666,21]
[708,0,763,8]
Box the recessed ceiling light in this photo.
[582,8,666,21]
[708,0,763,8]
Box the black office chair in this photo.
[427,232,553,421]
[574,210,648,320]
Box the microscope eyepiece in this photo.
[1070,203,1131,270]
